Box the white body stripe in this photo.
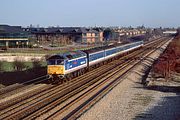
[65,63,87,74]
[88,44,142,66]
[89,57,105,66]
[67,56,87,62]
[104,45,142,60]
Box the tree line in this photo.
[0,59,43,72]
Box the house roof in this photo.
[0,25,27,34]
[28,27,99,34]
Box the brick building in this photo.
[27,27,104,46]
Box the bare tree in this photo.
[145,29,153,41]
[13,60,27,71]
[177,27,180,36]
[32,59,42,68]
[153,28,163,36]
[0,61,3,72]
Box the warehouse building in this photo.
[0,25,29,49]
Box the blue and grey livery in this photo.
[47,41,144,79]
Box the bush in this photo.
[32,59,42,68]
[177,28,180,37]
[0,61,3,72]
[13,60,27,71]
[45,54,51,60]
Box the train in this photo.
[47,41,144,82]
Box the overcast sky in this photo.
[0,0,179,28]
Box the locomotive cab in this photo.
[47,51,88,83]
[47,55,66,78]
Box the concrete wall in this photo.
[0,54,45,62]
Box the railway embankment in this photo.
[147,34,180,89]
[0,67,46,88]
[79,37,180,120]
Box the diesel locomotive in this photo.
[47,41,144,82]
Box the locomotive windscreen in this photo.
[47,55,64,65]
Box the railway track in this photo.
[0,75,48,97]
[58,38,172,120]
[0,37,172,120]
[0,58,132,119]
[38,38,171,120]
[0,75,53,111]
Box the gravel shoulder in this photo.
[78,68,180,120]
[0,84,5,89]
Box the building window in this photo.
[83,33,86,37]
[82,38,87,43]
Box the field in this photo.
[0,61,47,72]
[2,45,97,55]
